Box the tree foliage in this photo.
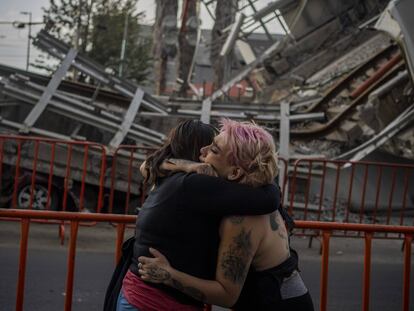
[34,0,152,84]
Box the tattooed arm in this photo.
[138,216,263,307]
[140,158,218,180]
[160,158,218,177]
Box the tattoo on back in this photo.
[278,223,289,251]
[220,228,252,284]
[269,212,279,231]
[275,212,290,250]
[269,212,290,250]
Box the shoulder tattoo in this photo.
[269,211,279,231]
[275,213,290,250]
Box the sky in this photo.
[0,0,282,72]
[0,0,159,70]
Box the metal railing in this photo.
[294,220,414,311]
[108,145,155,214]
[1,209,413,311]
[288,158,414,237]
[0,135,107,214]
[0,209,135,311]
[3,134,414,236]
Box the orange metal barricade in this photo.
[108,145,155,215]
[294,221,414,311]
[1,208,413,311]
[0,135,159,220]
[0,135,107,215]
[287,158,414,237]
[2,209,135,311]
[0,135,109,244]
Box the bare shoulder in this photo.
[220,214,268,234]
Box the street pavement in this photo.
[0,221,412,311]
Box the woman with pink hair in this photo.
[138,119,314,311]
[113,119,280,311]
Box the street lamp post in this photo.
[20,11,32,71]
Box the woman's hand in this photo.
[161,158,218,177]
[138,248,172,284]
[194,163,218,177]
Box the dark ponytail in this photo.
[144,120,217,185]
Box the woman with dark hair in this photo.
[142,119,217,185]
[116,119,280,311]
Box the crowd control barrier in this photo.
[108,145,155,214]
[0,209,413,311]
[287,158,414,238]
[0,135,107,214]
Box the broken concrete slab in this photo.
[326,130,348,142]
[270,58,291,75]
[326,106,346,119]
[339,120,364,144]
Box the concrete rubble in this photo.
[256,0,414,162]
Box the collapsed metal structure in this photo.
[0,29,328,146]
[1,30,167,151]
[184,0,414,163]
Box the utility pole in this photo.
[20,11,32,71]
[72,0,82,81]
[119,12,129,77]
[279,101,290,205]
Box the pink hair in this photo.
[219,119,278,186]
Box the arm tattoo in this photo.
[171,279,206,302]
[146,266,171,282]
[269,211,279,231]
[168,158,197,166]
[220,228,252,284]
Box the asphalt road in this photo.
[0,221,412,311]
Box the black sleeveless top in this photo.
[233,249,314,311]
